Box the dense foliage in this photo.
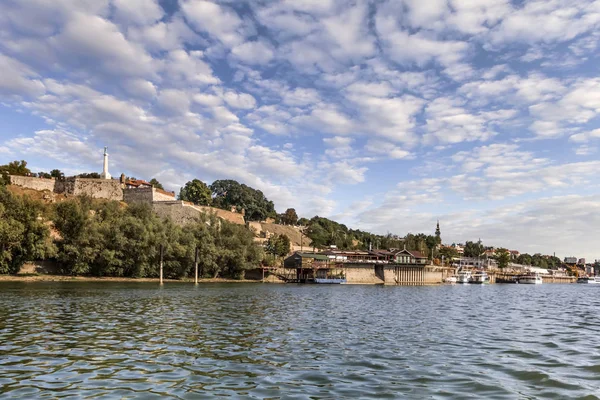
[149,178,164,190]
[494,248,511,269]
[279,208,298,225]
[179,179,212,206]
[265,234,291,258]
[0,160,31,185]
[515,253,562,269]
[303,216,435,255]
[210,179,276,221]
[78,172,101,179]
[0,188,55,274]
[52,197,262,278]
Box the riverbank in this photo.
[0,274,266,283]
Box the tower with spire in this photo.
[101,146,111,180]
[435,220,441,246]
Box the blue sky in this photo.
[1,0,600,260]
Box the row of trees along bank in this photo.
[0,186,261,278]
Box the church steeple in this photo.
[101,146,111,180]
[435,220,441,245]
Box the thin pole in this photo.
[194,246,199,285]
[159,244,164,285]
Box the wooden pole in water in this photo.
[159,244,164,285]
[194,246,199,285]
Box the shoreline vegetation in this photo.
[0,274,269,283]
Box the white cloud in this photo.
[283,88,320,107]
[569,129,600,143]
[222,90,256,110]
[231,40,275,65]
[180,0,247,47]
[489,0,600,45]
[0,54,45,97]
[112,0,163,26]
[162,49,220,85]
[50,12,157,78]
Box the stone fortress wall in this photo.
[9,176,56,192]
[123,187,175,203]
[152,201,245,225]
[10,176,122,201]
[9,175,245,226]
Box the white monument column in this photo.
[101,146,111,179]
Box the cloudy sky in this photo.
[1,0,600,260]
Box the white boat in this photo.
[456,270,472,284]
[469,271,491,284]
[519,272,543,284]
[577,276,600,284]
[444,276,457,284]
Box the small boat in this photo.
[469,271,491,284]
[577,276,600,284]
[519,272,543,284]
[456,270,472,284]
[445,276,457,284]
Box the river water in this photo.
[0,282,599,399]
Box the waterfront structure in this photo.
[391,248,428,264]
[101,146,111,180]
[281,250,448,285]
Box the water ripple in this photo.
[1,282,600,398]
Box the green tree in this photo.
[463,241,483,258]
[78,172,101,179]
[210,179,275,221]
[439,246,459,262]
[297,217,309,226]
[50,169,64,179]
[0,160,31,185]
[281,208,298,225]
[265,234,291,257]
[495,248,511,269]
[0,187,54,274]
[517,253,532,265]
[179,179,212,205]
[149,178,164,190]
[425,235,437,259]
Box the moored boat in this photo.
[456,270,472,284]
[469,271,490,284]
[445,276,457,284]
[577,276,600,284]
[519,272,543,284]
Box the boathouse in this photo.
[281,250,447,285]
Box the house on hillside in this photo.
[391,249,428,265]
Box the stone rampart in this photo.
[124,187,176,204]
[123,187,154,203]
[9,176,56,192]
[153,188,176,202]
[152,201,245,226]
[70,178,122,200]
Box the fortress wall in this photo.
[9,176,55,192]
[152,201,245,226]
[123,187,154,203]
[153,188,176,202]
[71,178,123,201]
[152,202,204,225]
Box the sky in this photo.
[1,0,600,261]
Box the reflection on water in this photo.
[1,282,600,399]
